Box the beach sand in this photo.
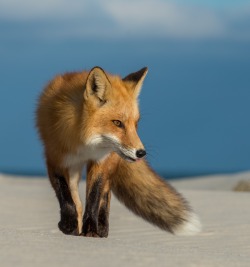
[0,172,250,267]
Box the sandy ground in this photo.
[0,172,250,267]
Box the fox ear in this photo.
[123,67,148,98]
[84,67,111,103]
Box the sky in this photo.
[0,0,250,177]
[1,0,250,39]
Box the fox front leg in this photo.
[82,160,111,238]
[97,189,111,237]
[47,162,80,235]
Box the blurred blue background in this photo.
[0,0,249,177]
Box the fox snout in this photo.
[136,149,146,159]
[118,147,146,162]
[98,134,146,162]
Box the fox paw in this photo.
[97,224,109,238]
[58,218,78,236]
[81,225,108,238]
[82,231,101,238]
[82,212,108,238]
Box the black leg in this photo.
[82,176,102,237]
[82,160,112,238]
[49,170,79,236]
[97,191,111,238]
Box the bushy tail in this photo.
[111,158,201,235]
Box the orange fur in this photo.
[36,67,201,237]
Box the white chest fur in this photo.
[63,144,112,168]
[63,134,121,168]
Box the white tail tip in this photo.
[173,213,202,236]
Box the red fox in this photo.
[36,67,201,237]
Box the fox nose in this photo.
[136,149,146,158]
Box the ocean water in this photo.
[0,38,250,177]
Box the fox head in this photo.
[82,66,148,162]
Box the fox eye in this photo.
[112,120,124,128]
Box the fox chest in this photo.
[63,145,112,168]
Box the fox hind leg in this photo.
[97,188,111,237]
